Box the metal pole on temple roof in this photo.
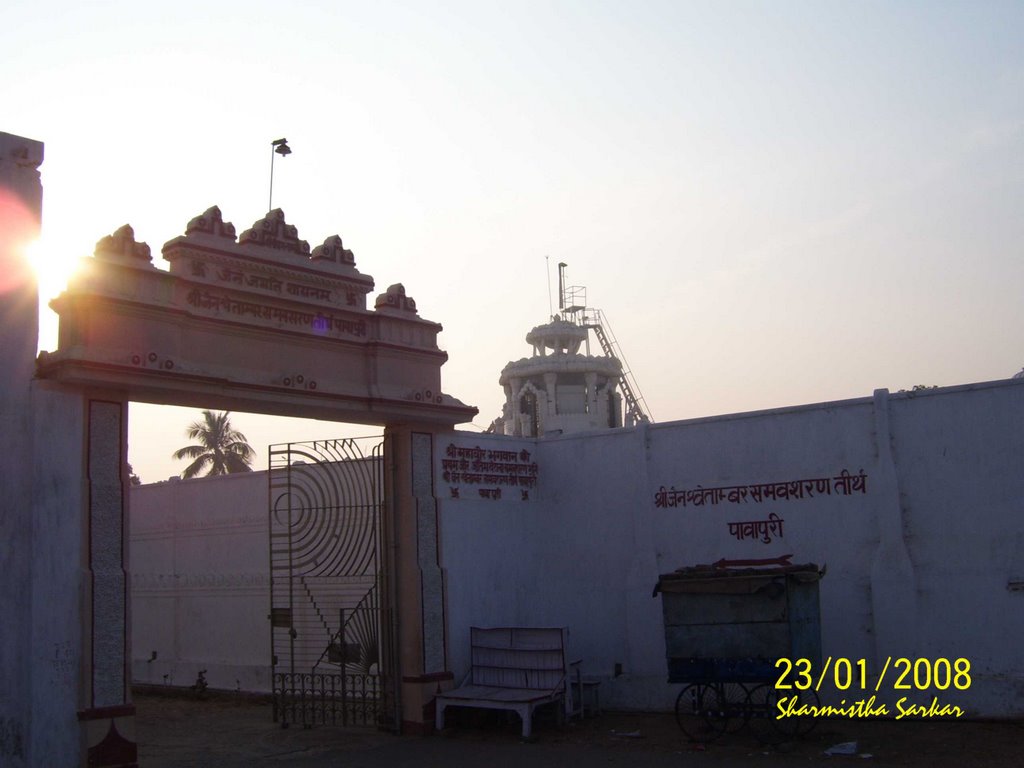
[558,261,567,313]
[268,138,291,211]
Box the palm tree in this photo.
[172,410,255,478]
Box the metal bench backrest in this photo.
[469,627,568,691]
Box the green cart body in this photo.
[653,563,824,685]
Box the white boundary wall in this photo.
[131,472,270,692]
[130,378,1024,714]
[438,379,1024,716]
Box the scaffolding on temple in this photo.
[557,263,653,427]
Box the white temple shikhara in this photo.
[495,265,652,437]
[497,316,624,436]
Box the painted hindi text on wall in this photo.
[726,513,785,544]
[654,469,867,509]
[442,443,539,502]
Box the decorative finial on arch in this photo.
[185,206,236,239]
[238,209,310,255]
[95,225,152,264]
[375,283,418,314]
[1,135,44,176]
[311,235,356,267]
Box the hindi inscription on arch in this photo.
[37,206,476,427]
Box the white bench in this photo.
[435,627,571,738]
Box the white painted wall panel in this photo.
[130,378,1024,715]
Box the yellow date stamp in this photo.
[774,657,970,720]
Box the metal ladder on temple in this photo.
[583,308,652,427]
[557,262,653,427]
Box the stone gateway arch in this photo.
[1,131,475,767]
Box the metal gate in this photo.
[269,437,397,729]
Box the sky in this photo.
[4,1,1022,483]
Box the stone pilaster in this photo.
[78,398,136,767]
[543,372,558,417]
[869,389,919,668]
[385,425,453,733]
[584,371,598,413]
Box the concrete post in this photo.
[1,131,136,767]
[0,131,43,767]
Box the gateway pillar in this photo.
[384,425,453,732]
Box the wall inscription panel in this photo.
[440,439,540,503]
[653,469,869,545]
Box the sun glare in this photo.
[25,235,82,306]
[25,235,88,352]
[0,190,38,295]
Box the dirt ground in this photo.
[135,688,1024,767]
[441,699,1024,767]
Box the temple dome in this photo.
[525,319,589,356]
[493,316,624,437]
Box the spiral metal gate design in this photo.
[269,437,397,729]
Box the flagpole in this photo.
[269,138,291,212]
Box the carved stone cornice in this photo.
[0,132,45,220]
[39,204,478,427]
[238,209,310,255]
[95,225,154,267]
[185,206,236,240]
[0,131,44,181]
[375,283,418,315]
[312,235,356,266]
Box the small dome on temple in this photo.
[525,318,589,356]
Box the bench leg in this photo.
[518,704,532,739]
[435,700,447,732]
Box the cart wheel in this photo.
[700,682,750,737]
[746,684,820,742]
[744,683,782,744]
[674,684,712,742]
[774,687,819,739]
